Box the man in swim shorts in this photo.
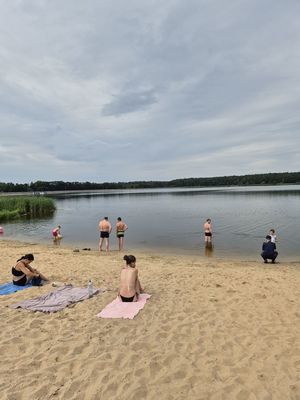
[204,218,212,243]
[99,217,112,253]
[116,217,128,251]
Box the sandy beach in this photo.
[0,239,299,400]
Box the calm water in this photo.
[1,185,300,260]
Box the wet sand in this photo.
[0,240,299,400]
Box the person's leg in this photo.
[99,237,104,252]
[35,270,49,281]
[272,251,278,263]
[120,237,124,251]
[106,238,110,253]
[261,252,268,263]
[118,237,121,251]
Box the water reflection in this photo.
[204,242,214,257]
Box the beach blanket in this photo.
[97,294,151,319]
[10,285,99,312]
[0,282,32,296]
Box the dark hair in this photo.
[17,254,34,262]
[117,217,122,221]
[104,217,108,220]
[265,235,271,240]
[123,255,136,265]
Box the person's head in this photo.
[123,254,136,267]
[104,217,108,221]
[206,218,211,223]
[17,254,34,264]
[269,229,275,234]
[58,225,61,229]
[117,217,122,221]
[265,235,271,241]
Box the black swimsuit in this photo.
[120,294,135,302]
[12,266,27,286]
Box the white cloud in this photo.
[0,0,300,182]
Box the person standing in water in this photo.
[269,228,277,243]
[99,217,112,253]
[204,218,212,243]
[116,217,128,251]
[52,225,62,241]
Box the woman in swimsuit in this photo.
[12,254,49,286]
[118,255,143,302]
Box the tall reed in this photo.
[0,196,56,221]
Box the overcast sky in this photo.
[1,0,300,183]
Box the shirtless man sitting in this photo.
[119,255,143,302]
[99,217,112,253]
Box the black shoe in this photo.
[264,260,268,263]
[271,260,275,264]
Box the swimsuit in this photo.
[52,230,58,237]
[100,231,109,238]
[120,294,135,302]
[205,232,212,237]
[12,266,27,286]
[117,231,124,238]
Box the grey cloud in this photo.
[0,0,300,182]
[102,89,157,116]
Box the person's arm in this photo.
[109,223,112,233]
[18,263,39,278]
[124,223,128,231]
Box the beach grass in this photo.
[0,196,55,221]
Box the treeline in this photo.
[0,172,300,192]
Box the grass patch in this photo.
[0,196,56,221]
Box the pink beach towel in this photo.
[97,293,151,319]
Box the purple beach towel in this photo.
[10,285,99,312]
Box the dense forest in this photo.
[0,172,300,192]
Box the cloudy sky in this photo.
[1,0,300,183]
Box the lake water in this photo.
[1,185,300,260]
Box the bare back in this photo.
[204,222,212,233]
[119,267,138,297]
[99,220,111,232]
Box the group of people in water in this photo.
[203,219,279,263]
[11,252,143,303]
[51,217,128,253]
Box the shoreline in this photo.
[1,239,299,399]
[1,236,299,264]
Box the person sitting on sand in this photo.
[12,254,49,286]
[52,225,62,240]
[261,235,278,264]
[118,255,143,302]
